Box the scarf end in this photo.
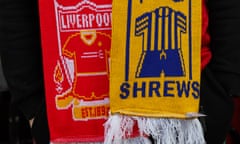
[104,114,206,144]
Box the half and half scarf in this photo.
[104,0,205,143]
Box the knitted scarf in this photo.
[39,0,112,143]
[104,0,205,143]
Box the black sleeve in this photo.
[0,0,45,120]
[207,0,240,97]
[200,0,240,143]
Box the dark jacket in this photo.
[201,0,240,143]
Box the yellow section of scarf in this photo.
[110,0,201,118]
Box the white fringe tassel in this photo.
[104,114,206,144]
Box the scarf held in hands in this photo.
[105,0,205,143]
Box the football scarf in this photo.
[39,0,111,143]
[104,0,205,143]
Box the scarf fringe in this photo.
[104,114,206,144]
[50,142,103,144]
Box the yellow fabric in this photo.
[110,0,201,118]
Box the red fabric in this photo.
[201,0,211,70]
[39,0,112,142]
